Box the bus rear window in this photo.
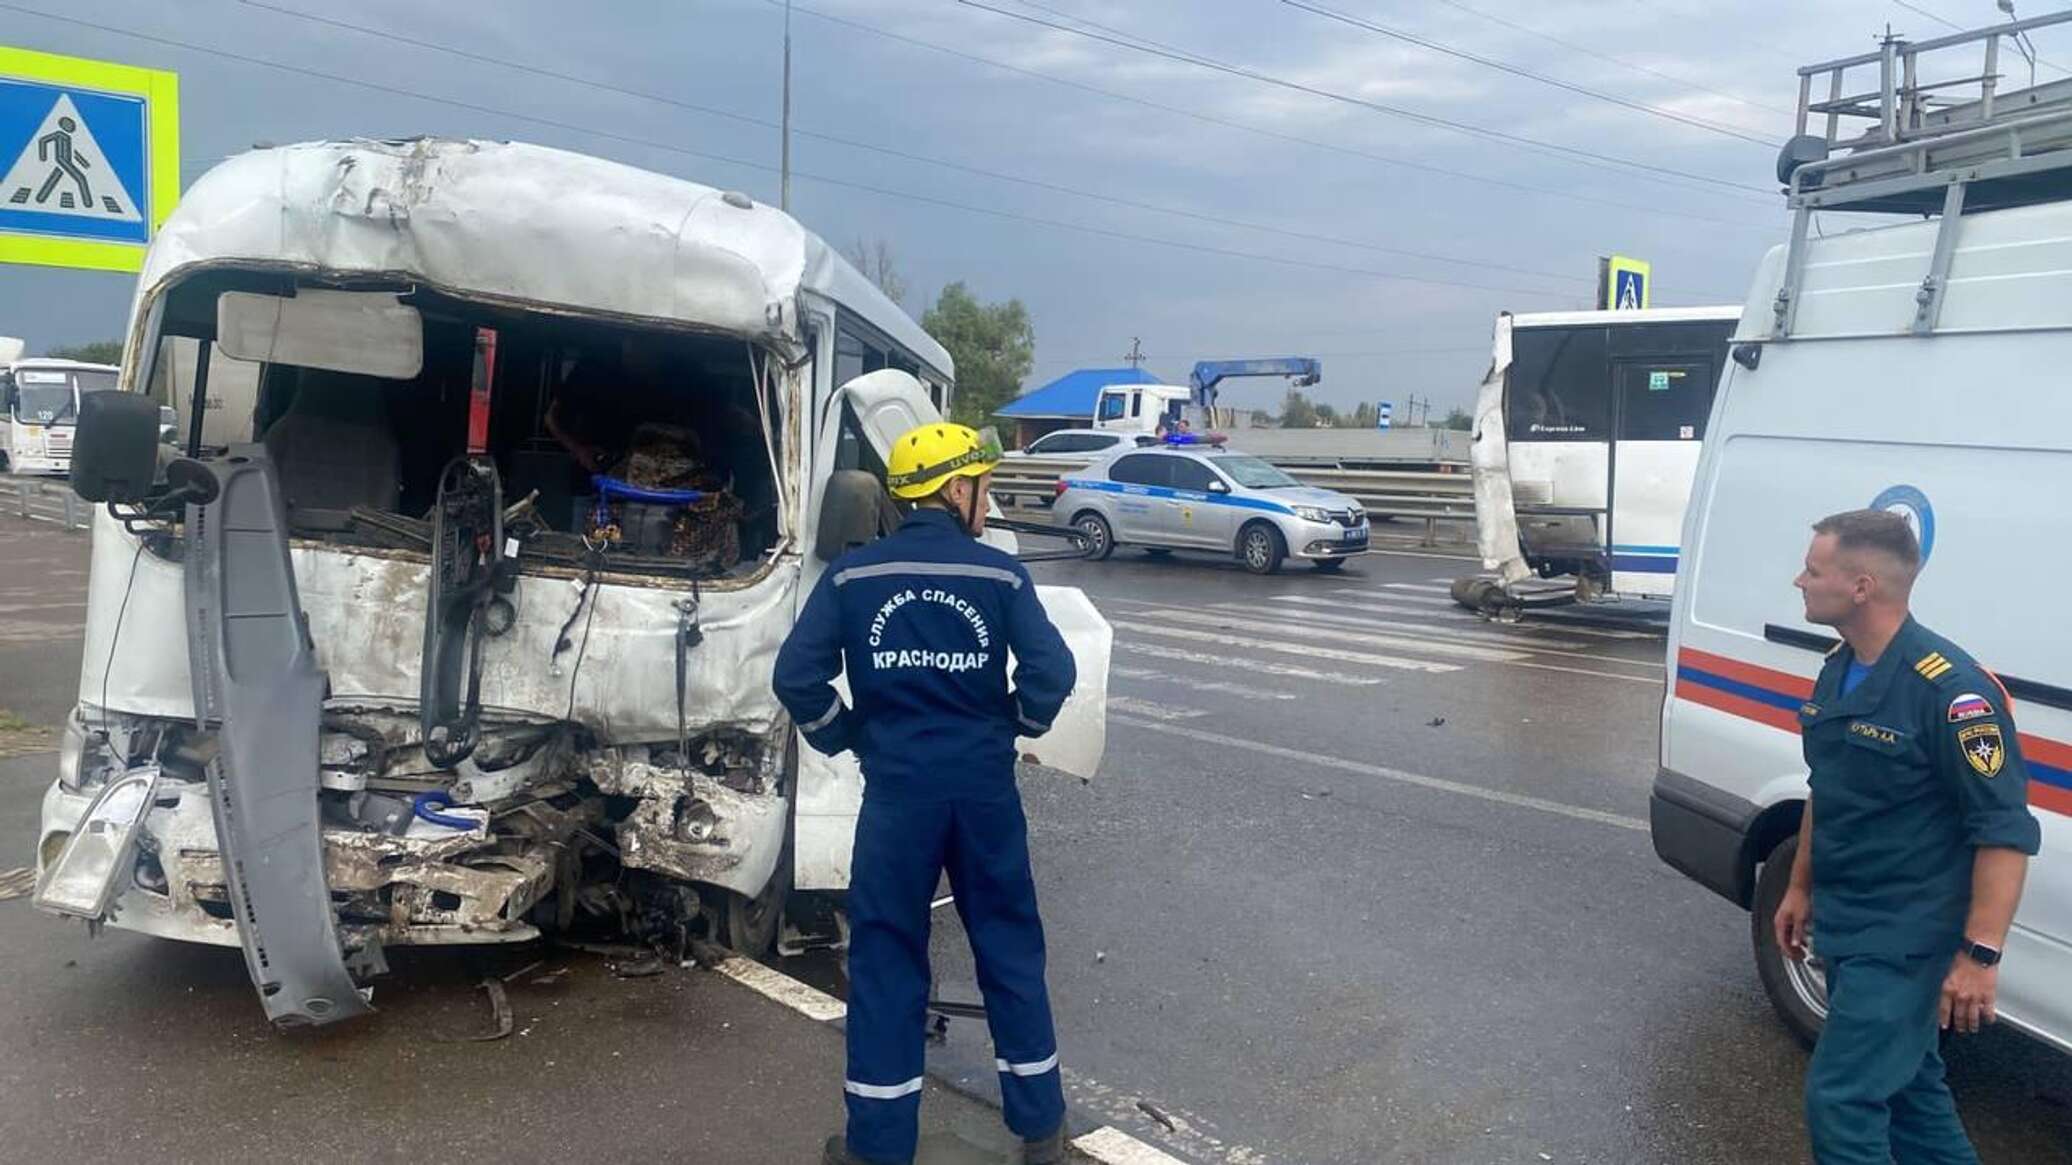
[1507,327,1609,441]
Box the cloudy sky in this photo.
[4,0,2067,414]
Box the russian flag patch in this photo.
[1948,693,1994,723]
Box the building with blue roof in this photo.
[994,366,1163,447]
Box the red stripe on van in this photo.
[1678,648,1815,701]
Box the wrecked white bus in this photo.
[32,138,1110,1026]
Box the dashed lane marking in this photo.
[1110,622,1463,675]
[706,957,1231,1164]
[1109,715,1649,832]
[1107,696,1207,721]
[1382,583,1453,594]
[1113,665,1300,701]
[1279,594,1661,641]
[709,956,847,1022]
[1215,603,1662,671]
[1120,608,1528,664]
[1073,1125,1191,1164]
[1113,640,1385,686]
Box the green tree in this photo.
[47,340,123,365]
[1313,402,1339,426]
[923,282,1035,428]
[1441,406,1474,431]
[1248,408,1275,428]
[1348,401,1379,429]
[1278,388,1319,429]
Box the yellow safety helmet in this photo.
[884,422,1002,500]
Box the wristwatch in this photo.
[1960,939,2003,968]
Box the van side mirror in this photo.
[816,469,887,562]
[70,391,162,503]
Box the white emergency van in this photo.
[1652,17,2072,1054]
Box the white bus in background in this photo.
[0,357,121,475]
[1470,306,1739,602]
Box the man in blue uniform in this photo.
[775,423,1077,1165]
[1774,509,2040,1163]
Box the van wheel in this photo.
[1753,832,1827,1049]
[1073,511,1115,561]
[1238,523,1285,575]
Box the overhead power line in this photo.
[1890,0,2071,76]
[231,0,1590,286]
[956,0,1776,199]
[1419,0,1795,118]
[764,0,1777,234]
[0,3,1579,299]
[1279,0,1779,146]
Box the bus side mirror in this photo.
[70,392,162,504]
[816,469,885,562]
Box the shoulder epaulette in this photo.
[1914,651,1956,683]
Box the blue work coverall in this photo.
[1798,618,2041,1163]
[774,506,1078,1164]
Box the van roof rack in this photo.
[1784,9,2072,215]
[1770,9,2072,339]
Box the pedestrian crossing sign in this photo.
[1606,254,1650,311]
[0,46,178,273]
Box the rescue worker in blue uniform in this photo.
[1775,510,2040,1164]
[775,422,1077,1165]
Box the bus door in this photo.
[1607,357,1714,598]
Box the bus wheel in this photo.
[1752,832,1827,1049]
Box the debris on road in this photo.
[0,866,35,901]
[1136,1099,1178,1133]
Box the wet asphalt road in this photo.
[2,512,2069,1163]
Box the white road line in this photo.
[709,956,848,1022]
[1344,588,1451,605]
[1110,715,1648,832]
[1230,601,1662,670]
[1112,664,1300,700]
[1382,582,1454,594]
[1114,640,1385,686]
[1123,607,1529,663]
[1073,1126,1190,1164]
[1113,621,1463,674]
[1282,593,1660,641]
[1107,695,1207,721]
[1211,599,1595,653]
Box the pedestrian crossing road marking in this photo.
[1113,640,1386,686]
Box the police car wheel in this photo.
[1073,512,1116,561]
[1239,523,1285,575]
[1752,832,1828,1049]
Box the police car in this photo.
[1054,440,1368,574]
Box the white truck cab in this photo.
[1653,21,2072,1056]
[1091,382,1190,434]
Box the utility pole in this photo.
[780,0,793,212]
[1123,337,1146,370]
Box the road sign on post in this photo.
[1605,254,1650,310]
[0,46,179,273]
[1377,401,1393,431]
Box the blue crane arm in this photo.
[1188,358,1323,404]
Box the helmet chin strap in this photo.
[958,478,981,537]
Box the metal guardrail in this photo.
[7,475,89,531]
[990,456,1475,547]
